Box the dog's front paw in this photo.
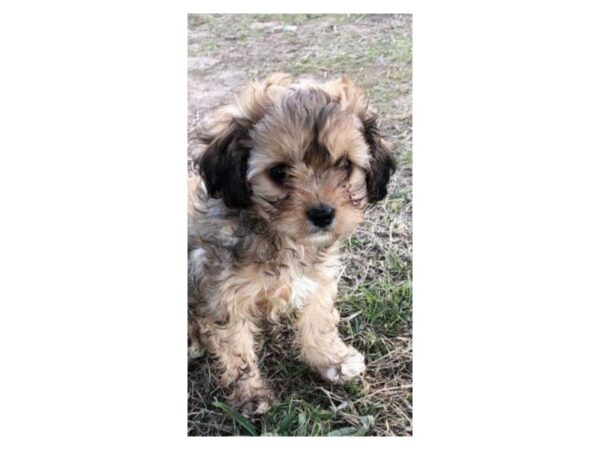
[239,395,272,417]
[320,347,366,383]
[229,386,274,417]
[187,343,205,359]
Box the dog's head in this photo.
[194,73,396,245]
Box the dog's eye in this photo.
[343,158,353,176]
[268,164,288,184]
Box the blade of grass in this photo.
[278,411,296,435]
[296,412,307,436]
[354,415,375,436]
[327,416,375,436]
[212,401,258,436]
[327,426,359,436]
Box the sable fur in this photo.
[188,73,395,416]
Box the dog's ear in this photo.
[325,76,396,203]
[194,73,293,209]
[361,112,396,203]
[195,115,253,209]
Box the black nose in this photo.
[306,204,335,228]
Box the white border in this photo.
[1,1,599,448]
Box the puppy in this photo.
[188,73,395,416]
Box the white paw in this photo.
[340,349,366,380]
[324,366,339,381]
[188,344,205,359]
[322,347,366,383]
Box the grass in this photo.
[209,396,377,437]
[188,13,412,436]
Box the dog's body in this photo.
[188,73,395,415]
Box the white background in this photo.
[1,1,599,448]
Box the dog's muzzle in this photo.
[306,204,335,228]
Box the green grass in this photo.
[212,395,379,436]
[188,258,412,435]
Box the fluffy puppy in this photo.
[188,73,395,416]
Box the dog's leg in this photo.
[187,314,204,359]
[295,286,366,383]
[199,314,273,416]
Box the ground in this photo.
[188,14,412,436]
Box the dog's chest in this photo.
[288,272,320,309]
[256,264,319,312]
[255,254,338,314]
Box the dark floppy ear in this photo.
[323,76,396,203]
[195,116,253,209]
[193,73,293,209]
[362,113,396,203]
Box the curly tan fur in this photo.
[188,73,395,415]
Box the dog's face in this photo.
[196,73,395,245]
